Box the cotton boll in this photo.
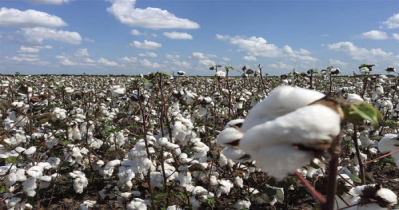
[239,103,340,178]
[234,176,244,188]
[80,200,96,210]
[69,171,88,194]
[126,198,147,210]
[167,205,184,210]
[378,134,399,167]
[241,86,325,131]
[234,200,251,210]
[216,180,234,197]
[23,177,37,197]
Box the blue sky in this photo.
[0,0,398,75]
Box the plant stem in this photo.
[294,171,326,204]
[322,131,343,210]
[365,148,399,165]
[352,126,366,184]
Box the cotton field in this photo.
[1,65,399,210]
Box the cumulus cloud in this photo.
[393,33,399,40]
[21,27,82,44]
[120,56,137,62]
[243,55,257,61]
[138,52,157,57]
[130,40,162,49]
[130,29,146,36]
[56,54,96,67]
[106,0,200,29]
[74,48,89,57]
[191,52,216,66]
[268,61,293,69]
[222,57,230,61]
[216,34,317,62]
[329,59,347,66]
[98,58,118,66]
[84,37,95,43]
[361,30,388,40]
[165,54,180,59]
[382,13,399,29]
[140,59,160,68]
[0,7,67,27]
[27,0,70,4]
[18,45,52,53]
[327,41,394,61]
[163,31,193,40]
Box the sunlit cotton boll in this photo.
[378,134,399,167]
[220,86,342,179]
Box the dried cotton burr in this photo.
[216,86,343,179]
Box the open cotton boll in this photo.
[23,177,37,197]
[69,171,88,194]
[241,86,325,131]
[239,103,341,179]
[234,200,251,210]
[80,200,97,210]
[126,198,147,210]
[167,205,184,210]
[216,180,234,197]
[378,134,399,167]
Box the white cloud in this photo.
[56,54,96,66]
[84,37,95,43]
[0,7,67,27]
[382,13,399,29]
[74,48,89,57]
[192,52,207,60]
[393,33,399,40]
[222,57,230,61]
[120,56,137,62]
[165,54,180,59]
[163,31,193,40]
[198,59,215,66]
[191,52,216,66]
[327,41,394,61]
[215,34,229,40]
[22,27,82,44]
[268,61,293,69]
[329,59,347,66]
[130,40,162,49]
[130,29,146,36]
[361,30,388,40]
[138,52,157,57]
[98,58,118,66]
[27,0,70,4]
[151,33,157,37]
[7,54,40,62]
[106,0,200,29]
[216,34,317,62]
[140,59,160,68]
[59,58,76,66]
[18,45,52,53]
[243,55,257,61]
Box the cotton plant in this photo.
[217,86,342,179]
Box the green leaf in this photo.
[327,66,334,70]
[151,192,167,203]
[224,66,234,71]
[61,140,72,146]
[343,103,382,127]
[0,186,6,193]
[349,174,362,183]
[6,157,21,164]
